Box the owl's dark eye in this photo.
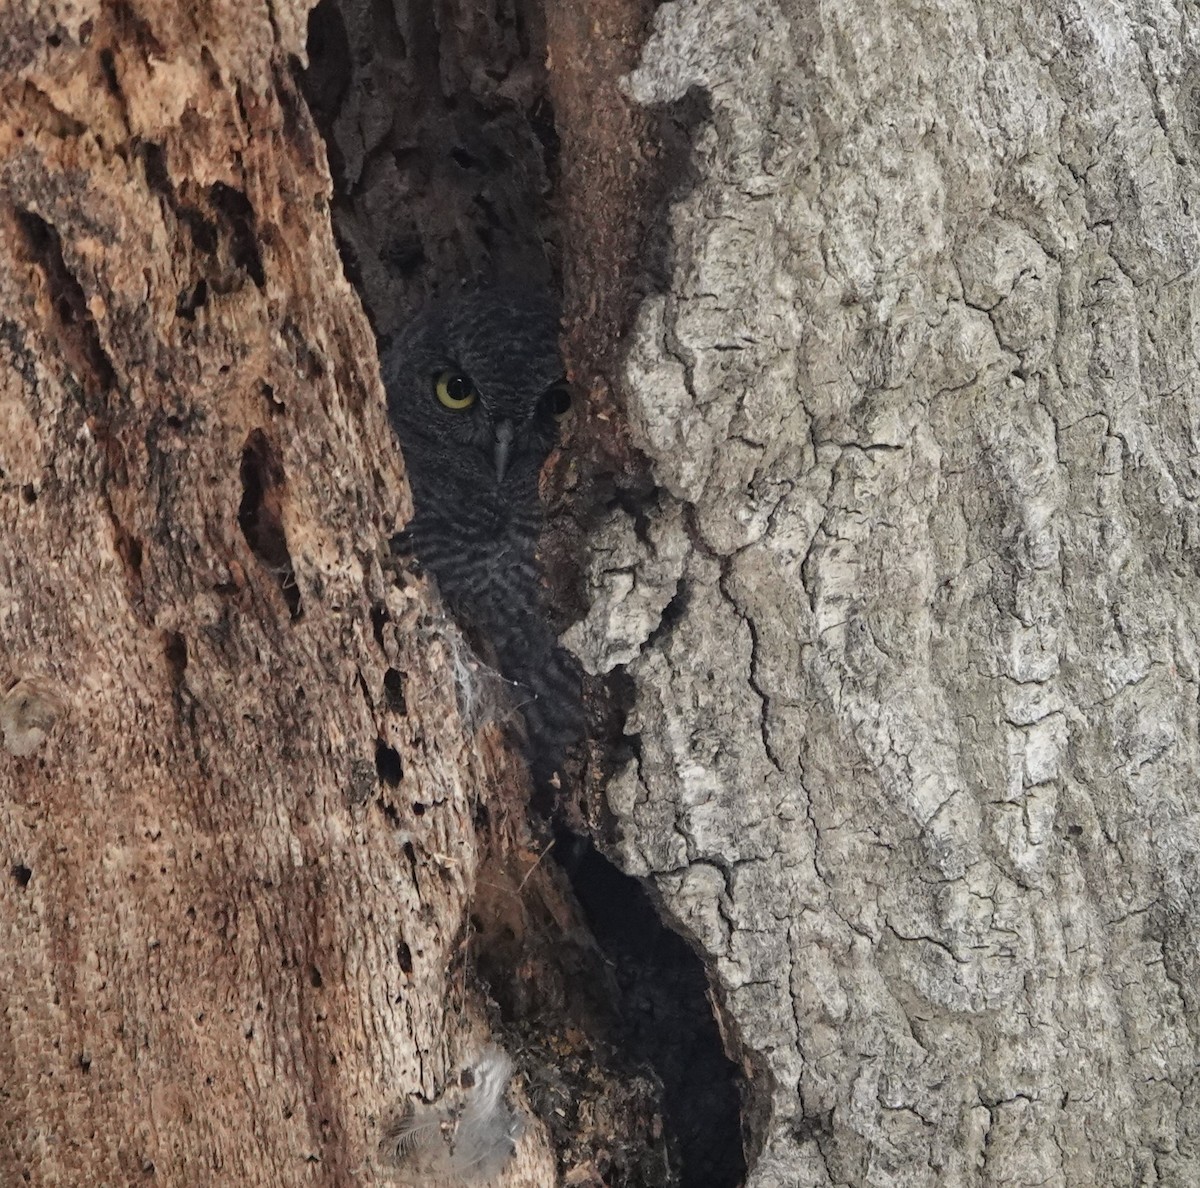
[542,383,572,421]
[435,370,477,411]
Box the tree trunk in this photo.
[565,0,1200,1184]
[7,0,1200,1185]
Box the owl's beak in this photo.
[493,420,515,483]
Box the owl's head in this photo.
[382,289,570,490]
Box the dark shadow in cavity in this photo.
[238,429,302,619]
[556,830,747,1188]
[295,0,556,340]
[14,209,117,405]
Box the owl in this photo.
[381,288,584,789]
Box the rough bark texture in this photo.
[1,1,725,1185]
[0,1,560,1183]
[9,0,1197,1184]
[566,0,1200,1185]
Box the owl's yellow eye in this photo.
[435,370,477,410]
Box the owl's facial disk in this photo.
[430,373,568,486]
[384,289,571,486]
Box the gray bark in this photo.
[567,1,1200,1183]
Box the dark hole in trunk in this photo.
[557,830,747,1187]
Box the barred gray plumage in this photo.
[382,288,584,790]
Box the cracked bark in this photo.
[7,0,1200,1184]
[567,0,1200,1184]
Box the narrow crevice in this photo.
[638,85,713,299]
[237,429,301,618]
[383,667,407,714]
[112,521,144,600]
[207,183,266,289]
[555,831,747,1188]
[374,738,403,786]
[369,602,389,648]
[162,630,188,688]
[135,140,223,290]
[645,578,689,651]
[296,2,744,1183]
[175,278,208,320]
[98,48,123,104]
[13,208,117,406]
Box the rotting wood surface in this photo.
[0,2,553,1182]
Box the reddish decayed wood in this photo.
[0,2,551,1182]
